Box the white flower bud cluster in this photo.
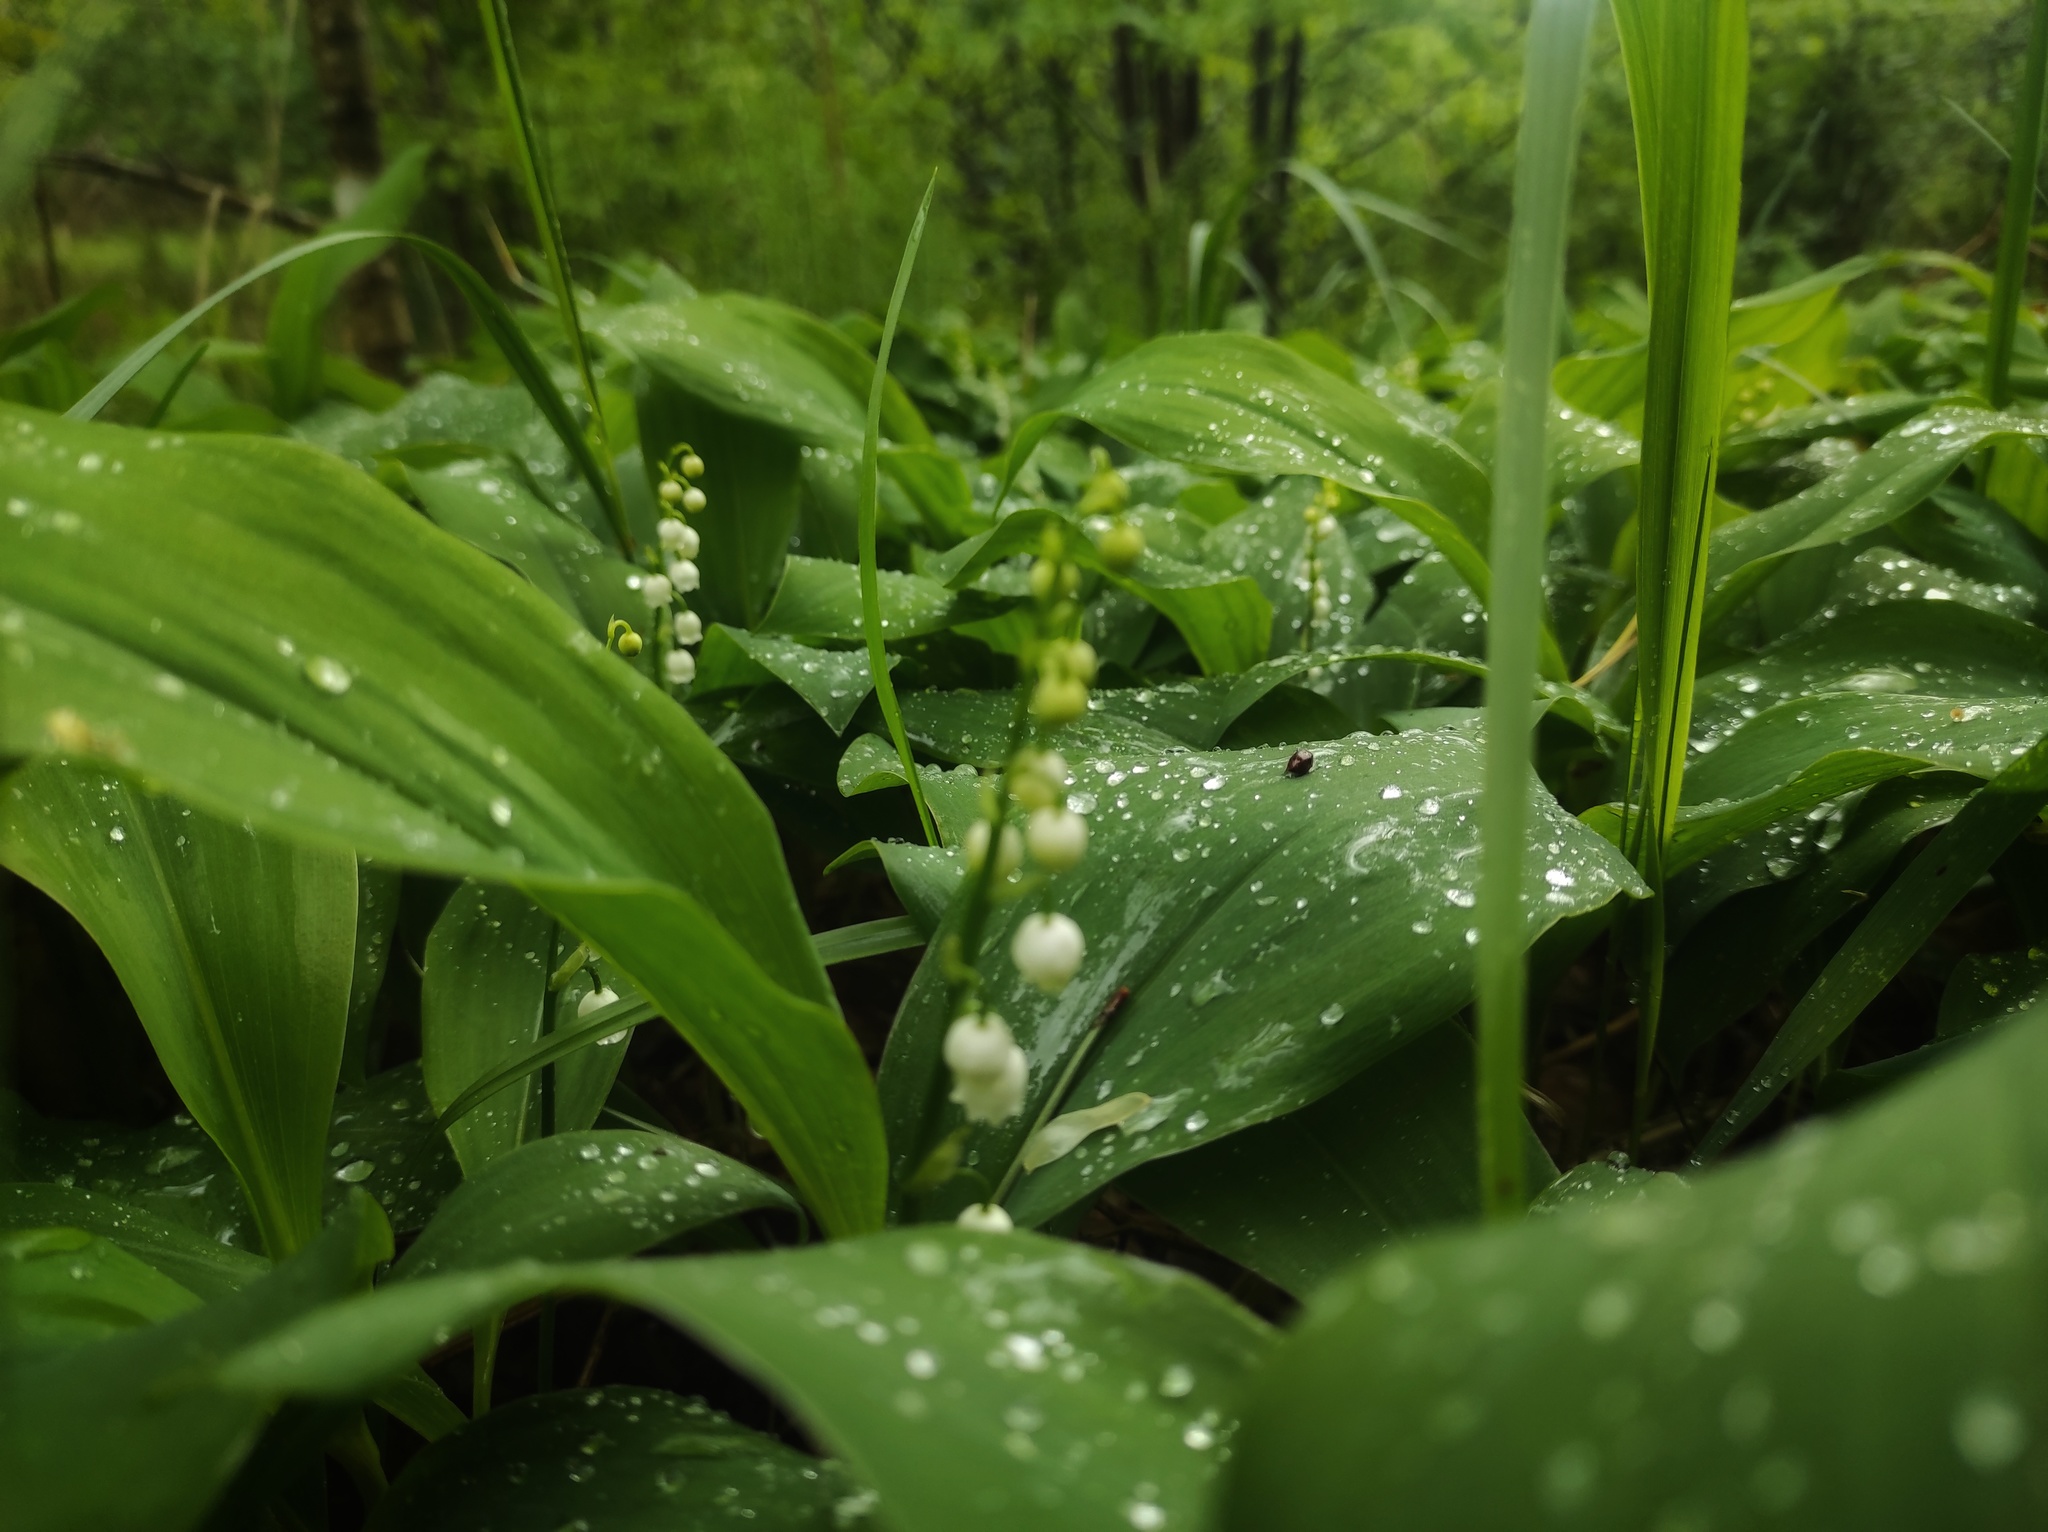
[1303,481,1341,631]
[944,1010,1029,1123]
[653,445,708,688]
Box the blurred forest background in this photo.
[0,0,2035,373]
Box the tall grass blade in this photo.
[1613,0,1749,1141]
[1986,0,2048,408]
[1693,730,2048,1161]
[68,231,616,528]
[1286,160,1413,354]
[1474,0,1598,1220]
[861,173,941,847]
[474,0,631,551]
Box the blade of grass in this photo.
[1287,160,1413,354]
[1986,0,2048,408]
[1474,0,1598,1221]
[1692,730,2048,1162]
[861,172,941,847]
[68,230,616,533]
[142,341,207,428]
[474,0,631,552]
[1612,0,1749,1148]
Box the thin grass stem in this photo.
[1987,0,2048,408]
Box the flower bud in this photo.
[639,574,673,608]
[1008,748,1068,811]
[667,559,701,593]
[963,819,1023,878]
[1011,911,1085,992]
[682,486,707,514]
[663,647,697,685]
[943,1009,1016,1077]
[1097,518,1146,570]
[1315,514,1339,540]
[672,609,703,645]
[680,452,706,480]
[657,518,699,556]
[950,1043,1029,1123]
[956,1202,1014,1232]
[1312,594,1333,622]
[1029,557,1060,602]
[659,479,685,507]
[577,984,620,1018]
[1026,807,1088,871]
[1058,639,1099,685]
[617,630,643,656]
[1031,674,1089,728]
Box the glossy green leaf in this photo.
[0,763,355,1256]
[1942,948,2048,1038]
[392,1129,793,1282]
[1221,1004,2048,1531]
[1000,332,1498,611]
[0,404,886,1237]
[402,458,638,636]
[879,722,1643,1227]
[0,1184,266,1301]
[1696,731,2048,1159]
[1718,391,1951,470]
[931,505,1272,675]
[810,916,926,966]
[3,1225,201,1348]
[757,554,964,642]
[266,145,429,420]
[1123,1021,1553,1297]
[221,1229,1273,1532]
[0,1194,390,1532]
[341,861,400,1086]
[421,882,624,1176]
[2,1061,461,1245]
[367,1387,862,1532]
[694,625,886,734]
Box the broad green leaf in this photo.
[0,404,885,1237]
[402,458,638,636]
[266,145,430,419]
[1697,731,2048,1158]
[3,1226,201,1347]
[879,723,1643,1227]
[1660,776,1976,1066]
[392,1129,794,1282]
[757,554,964,642]
[838,731,909,794]
[1690,600,2048,756]
[694,625,887,734]
[1123,1021,1553,1296]
[1718,391,1951,470]
[1000,332,1498,610]
[0,1184,266,1301]
[221,1230,1273,1532]
[367,1387,862,1532]
[1220,1004,2048,1531]
[930,505,1272,675]
[0,1194,390,1532]
[1942,947,2048,1037]
[881,444,983,540]
[1705,409,2048,613]
[0,763,356,1256]
[421,882,624,1176]
[2,1061,463,1245]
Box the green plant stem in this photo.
[1474,0,1598,1221]
[1613,0,1749,1150]
[861,172,941,846]
[1988,0,2048,408]
[989,994,1115,1208]
[474,0,631,553]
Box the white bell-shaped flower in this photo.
[681,486,707,513]
[943,1010,1016,1077]
[663,647,697,686]
[1026,806,1087,871]
[657,518,699,556]
[955,1202,1014,1233]
[639,573,673,608]
[950,1042,1028,1123]
[667,559,701,593]
[577,984,620,1018]
[963,819,1023,878]
[672,609,704,645]
[1011,911,1085,993]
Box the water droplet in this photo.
[1953,1391,2027,1471]
[1319,1003,1345,1027]
[1158,1363,1194,1397]
[303,656,352,695]
[489,796,514,827]
[334,1159,375,1183]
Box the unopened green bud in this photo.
[660,478,685,507]
[681,452,706,480]
[1032,673,1089,727]
[1097,518,1145,570]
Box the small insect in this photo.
[1285,749,1315,778]
[1092,985,1133,1030]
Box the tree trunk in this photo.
[1244,22,1304,330]
[304,0,413,378]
